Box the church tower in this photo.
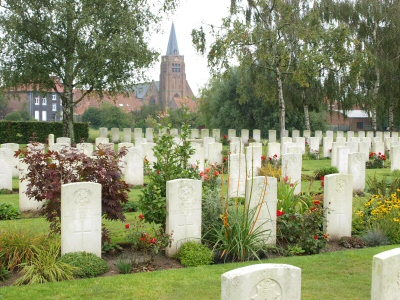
[159,23,194,109]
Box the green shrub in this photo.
[313,166,339,180]
[122,201,139,213]
[0,203,21,220]
[178,242,214,267]
[0,262,11,282]
[4,111,22,121]
[116,256,132,274]
[0,227,48,271]
[58,252,109,278]
[362,227,391,247]
[14,243,77,285]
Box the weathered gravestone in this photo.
[98,143,114,151]
[358,141,370,161]
[221,264,302,300]
[246,176,278,245]
[123,128,132,143]
[348,152,366,192]
[134,128,143,139]
[372,141,385,155]
[1,143,19,177]
[337,146,350,174]
[95,137,109,147]
[99,127,108,138]
[281,153,302,195]
[212,129,221,142]
[371,247,400,300]
[111,128,120,143]
[346,131,354,142]
[61,182,102,257]
[188,145,205,172]
[19,159,44,212]
[145,128,154,143]
[324,174,353,240]
[230,139,244,155]
[165,179,202,257]
[323,137,333,158]
[241,129,250,145]
[358,131,365,138]
[245,145,262,178]
[203,137,216,160]
[118,142,134,174]
[48,134,54,148]
[0,148,12,190]
[76,143,94,156]
[124,147,144,186]
[142,143,157,170]
[208,142,223,165]
[201,128,210,139]
[292,129,300,138]
[315,130,323,145]
[268,130,276,143]
[228,153,246,198]
[228,129,236,139]
[391,145,400,172]
[190,129,199,139]
[293,137,306,154]
[56,137,71,145]
[253,129,261,143]
[268,142,281,159]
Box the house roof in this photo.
[171,97,197,112]
[335,110,370,118]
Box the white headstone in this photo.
[287,146,302,155]
[345,141,358,154]
[282,142,296,155]
[372,141,385,155]
[323,137,333,158]
[384,137,392,152]
[268,142,281,159]
[190,129,199,139]
[293,137,306,154]
[391,145,400,172]
[208,142,223,165]
[0,148,12,190]
[56,137,71,145]
[230,140,244,155]
[142,142,157,170]
[97,143,114,151]
[326,131,334,138]
[76,143,94,156]
[348,152,366,192]
[358,141,370,161]
[366,131,374,138]
[212,129,221,142]
[303,130,311,138]
[269,130,276,143]
[111,128,120,143]
[346,131,354,142]
[124,147,144,185]
[253,129,261,143]
[145,128,154,143]
[315,130,323,145]
[123,128,132,143]
[281,153,302,195]
[245,145,262,178]
[201,128,209,139]
[99,127,108,138]
[323,174,353,240]
[336,131,344,138]
[134,137,146,148]
[203,137,216,159]
[50,142,70,152]
[221,264,301,300]
[48,134,54,148]
[165,179,202,257]
[331,142,339,167]
[19,159,44,212]
[95,137,109,147]
[337,146,350,174]
[361,137,372,149]
[292,130,300,138]
[118,142,134,174]
[241,129,249,145]
[1,143,19,177]
[61,182,102,257]
[228,129,236,139]
[228,154,246,198]
[134,128,143,139]
[391,132,399,142]
[376,131,383,141]
[246,176,278,245]
[371,247,400,300]
[188,146,205,172]
[308,137,320,153]
[336,136,346,146]
[383,131,391,139]
[358,131,365,138]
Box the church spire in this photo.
[166,22,179,55]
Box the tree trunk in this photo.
[389,102,394,133]
[372,20,379,132]
[303,90,311,131]
[276,67,285,139]
[62,87,75,144]
[371,108,377,132]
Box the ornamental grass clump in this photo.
[58,252,109,278]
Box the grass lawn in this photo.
[0,245,398,299]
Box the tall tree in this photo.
[0,0,177,143]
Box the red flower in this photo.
[320,176,324,181]
[324,234,329,239]
[205,167,211,173]
[157,170,161,175]
[290,183,294,187]
[223,157,228,162]
[311,207,315,212]
[261,155,266,161]
[314,235,319,240]
[274,154,278,158]
[214,170,220,176]
[269,157,272,161]
[200,171,204,177]
[149,238,157,244]
[145,158,149,162]
[139,214,144,220]
[125,223,130,229]
[314,200,321,205]
[321,181,325,187]
[277,209,286,217]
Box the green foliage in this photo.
[366,152,387,169]
[365,175,400,197]
[277,204,329,255]
[0,227,48,271]
[14,243,77,285]
[122,201,139,213]
[277,176,307,214]
[0,202,21,220]
[139,111,200,225]
[4,111,22,121]
[313,166,339,180]
[58,252,109,278]
[82,103,134,130]
[0,121,89,144]
[361,227,391,247]
[338,236,367,249]
[201,187,224,245]
[178,241,214,267]
[116,256,132,274]
[302,143,320,160]
[0,263,11,282]
[82,107,103,129]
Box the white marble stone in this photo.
[282,142,296,155]
[241,129,250,145]
[230,140,244,155]
[245,145,262,178]
[190,129,199,139]
[76,143,94,156]
[1,143,19,177]
[123,128,132,143]
[268,142,281,159]
[212,129,221,142]
[358,141,370,161]
[111,128,120,143]
[201,128,209,139]
[372,141,385,155]
[61,182,102,257]
[99,127,108,138]
[268,130,276,143]
[358,131,365,138]
[97,143,114,151]
[50,142,70,152]
[391,145,400,172]
[95,137,109,147]
[208,142,223,165]
[315,130,323,145]
[348,152,366,192]
[366,131,374,138]
[165,179,202,257]
[336,136,346,146]
[336,131,344,138]
[203,137,216,159]
[281,153,302,195]
[124,147,144,186]
[221,264,301,300]
[331,142,339,167]
[56,137,71,144]
[326,131,334,138]
[246,176,278,245]
[228,154,246,198]
[292,130,300,138]
[308,137,320,153]
[19,159,44,212]
[228,129,237,139]
[323,137,333,158]
[188,145,205,172]
[293,137,306,154]
[371,247,400,300]
[0,148,12,190]
[323,174,353,240]
[145,128,154,143]
[253,129,261,143]
[142,142,157,170]
[48,134,54,148]
[337,146,350,174]
[345,141,358,154]
[134,128,143,139]
[346,131,354,142]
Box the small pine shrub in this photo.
[313,166,339,180]
[0,203,21,220]
[14,243,77,285]
[58,252,109,278]
[362,227,391,247]
[178,241,214,267]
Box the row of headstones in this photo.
[222,247,400,299]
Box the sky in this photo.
[146,0,231,97]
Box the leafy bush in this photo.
[0,262,11,282]
[178,241,214,267]
[366,152,387,169]
[14,243,77,285]
[313,166,339,180]
[277,176,308,214]
[303,142,320,160]
[17,144,130,234]
[122,201,139,213]
[0,227,48,271]
[362,227,391,247]
[4,111,22,121]
[277,203,329,255]
[139,113,200,226]
[0,203,21,220]
[58,252,109,278]
[202,188,224,246]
